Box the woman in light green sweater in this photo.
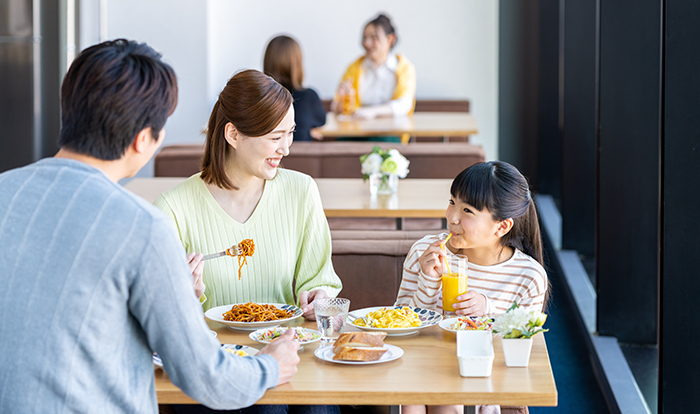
[155,69,342,318]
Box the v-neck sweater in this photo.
[154,169,342,311]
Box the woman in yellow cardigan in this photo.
[332,14,416,122]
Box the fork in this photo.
[202,245,243,261]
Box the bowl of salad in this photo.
[249,326,322,344]
[439,316,494,333]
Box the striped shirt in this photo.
[395,233,547,315]
[154,168,342,311]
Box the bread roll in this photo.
[332,346,388,361]
[332,331,387,352]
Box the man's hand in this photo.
[257,329,300,386]
[187,252,205,299]
[299,289,329,321]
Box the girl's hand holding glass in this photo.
[452,290,489,317]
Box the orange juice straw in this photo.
[441,233,453,275]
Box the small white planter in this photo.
[501,337,533,367]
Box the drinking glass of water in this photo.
[315,297,350,346]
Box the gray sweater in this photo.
[0,158,278,413]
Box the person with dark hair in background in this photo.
[332,13,416,121]
[264,35,327,142]
[0,39,300,413]
[395,161,548,414]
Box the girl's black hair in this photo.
[450,161,543,266]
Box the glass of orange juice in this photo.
[442,257,468,313]
[339,85,356,116]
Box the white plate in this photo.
[154,343,258,368]
[439,317,495,333]
[204,303,303,331]
[153,330,218,368]
[221,344,259,356]
[249,326,322,345]
[348,306,443,336]
[314,343,404,365]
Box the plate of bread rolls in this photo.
[314,332,404,365]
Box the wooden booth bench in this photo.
[154,141,484,179]
[330,229,436,310]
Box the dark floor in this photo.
[529,264,609,413]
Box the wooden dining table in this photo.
[155,319,557,408]
[315,112,479,144]
[123,177,452,228]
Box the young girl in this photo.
[396,161,548,414]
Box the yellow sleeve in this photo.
[334,57,364,108]
[392,55,417,114]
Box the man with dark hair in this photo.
[0,39,299,413]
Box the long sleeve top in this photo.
[289,87,327,142]
[154,168,342,311]
[335,54,416,116]
[395,233,548,315]
[0,158,279,414]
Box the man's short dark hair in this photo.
[58,39,178,160]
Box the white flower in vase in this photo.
[361,153,383,176]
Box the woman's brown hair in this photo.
[200,69,292,190]
[263,35,304,91]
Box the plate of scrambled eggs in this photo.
[349,306,442,336]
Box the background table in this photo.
[124,177,452,229]
[155,320,557,408]
[315,112,479,143]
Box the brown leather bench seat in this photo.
[154,141,484,179]
[330,229,437,310]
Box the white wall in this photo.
[208,0,499,161]
[104,0,211,177]
[91,0,499,176]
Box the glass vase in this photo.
[369,173,399,195]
